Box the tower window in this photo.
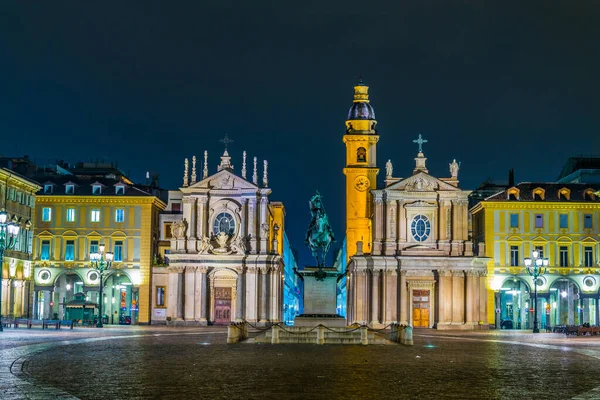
[357,147,366,163]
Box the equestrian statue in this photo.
[304,192,336,277]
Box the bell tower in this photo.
[343,80,379,260]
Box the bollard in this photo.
[399,326,405,344]
[227,324,239,344]
[271,325,280,344]
[403,326,414,346]
[317,325,325,345]
[360,326,368,345]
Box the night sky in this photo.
[2,2,600,264]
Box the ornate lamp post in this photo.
[524,250,549,333]
[90,244,113,328]
[0,209,20,332]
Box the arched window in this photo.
[356,147,367,163]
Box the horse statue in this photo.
[305,192,336,270]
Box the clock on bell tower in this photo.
[343,80,379,260]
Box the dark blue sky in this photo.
[2,2,599,264]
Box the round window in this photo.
[88,270,100,283]
[213,212,236,235]
[584,277,596,288]
[411,215,431,242]
[38,269,51,283]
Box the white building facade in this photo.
[152,150,285,326]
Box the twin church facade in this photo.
[153,81,489,329]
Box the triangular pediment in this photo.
[581,236,598,243]
[183,169,259,192]
[531,236,548,242]
[386,172,460,192]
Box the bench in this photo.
[43,319,61,329]
[1,318,15,328]
[60,320,74,329]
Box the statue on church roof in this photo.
[449,159,460,178]
[386,159,393,177]
[305,192,336,273]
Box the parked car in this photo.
[500,319,513,329]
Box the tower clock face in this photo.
[354,176,370,192]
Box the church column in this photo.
[199,267,208,322]
[479,271,488,325]
[370,269,380,326]
[197,197,208,238]
[184,266,196,320]
[259,197,268,254]
[193,267,202,322]
[236,268,245,322]
[384,200,396,256]
[270,265,282,322]
[465,271,476,325]
[259,267,269,323]
[347,270,354,323]
[451,270,465,325]
[177,267,185,319]
[451,200,460,256]
[239,198,248,241]
[437,270,451,327]
[355,270,368,324]
[384,269,398,324]
[398,202,407,251]
[245,266,259,322]
[248,199,258,254]
[399,270,408,325]
[373,198,384,255]
[166,267,179,319]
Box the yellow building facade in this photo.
[472,183,600,329]
[343,81,379,261]
[0,168,41,319]
[32,176,165,325]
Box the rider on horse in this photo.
[305,192,336,268]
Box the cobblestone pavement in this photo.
[2,326,600,399]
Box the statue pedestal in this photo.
[294,267,346,328]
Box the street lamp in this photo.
[0,209,20,332]
[90,244,113,328]
[524,249,549,333]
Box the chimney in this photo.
[508,168,515,187]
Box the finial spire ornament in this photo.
[252,157,258,185]
[242,151,247,179]
[263,160,268,187]
[413,134,428,154]
[183,158,189,187]
[203,151,208,179]
[219,133,234,150]
[191,155,197,184]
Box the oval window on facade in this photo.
[411,215,431,242]
[213,212,236,236]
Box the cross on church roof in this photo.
[413,134,428,153]
[219,134,234,149]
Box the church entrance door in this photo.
[214,287,232,325]
[412,289,430,328]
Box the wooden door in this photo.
[214,287,232,325]
[412,289,430,328]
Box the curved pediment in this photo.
[111,230,127,238]
[506,235,523,241]
[556,235,573,242]
[62,230,78,237]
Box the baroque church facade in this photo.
[344,82,489,329]
[151,149,285,326]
